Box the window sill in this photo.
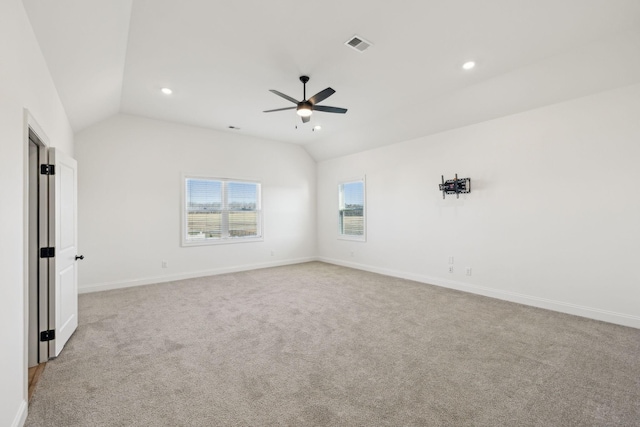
[338,235,366,242]
[181,237,264,247]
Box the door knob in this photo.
[75,255,84,261]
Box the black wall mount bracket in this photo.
[439,174,471,199]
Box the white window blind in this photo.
[338,179,365,240]
[184,177,262,244]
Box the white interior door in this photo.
[49,148,78,357]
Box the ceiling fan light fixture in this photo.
[296,104,312,117]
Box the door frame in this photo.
[23,110,51,400]
[27,127,50,366]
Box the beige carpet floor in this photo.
[26,262,640,426]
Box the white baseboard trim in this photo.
[12,400,27,427]
[79,257,318,294]
[318,257,640,329]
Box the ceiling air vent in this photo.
[345,35,372,53]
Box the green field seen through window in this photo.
[187,211,258,239]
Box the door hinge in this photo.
[40,164,55,175]
[40,247,55,258]
[40,330,55,342]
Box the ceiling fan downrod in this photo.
[300,75,309,100]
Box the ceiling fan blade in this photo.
[263,107,296,113]
[308,87,335,105]
[269,89,299,104]
[313,105,348,114]
[301,115,311,123]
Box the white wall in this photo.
[318,84,640,328]
[0,1,74,426]
[75,114,316,292]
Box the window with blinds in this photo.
[183,177,262,245]
[338,179,366,240]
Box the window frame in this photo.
[338,177,366,242]
[181,175,263,246]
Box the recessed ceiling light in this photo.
[462,61,476,70]
[313,125,322,131]
[161,87,173,95]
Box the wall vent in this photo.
[345,35,372,53]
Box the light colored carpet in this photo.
[26,262,640,426]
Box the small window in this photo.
[183,176,262,245]
[338,179,366,240]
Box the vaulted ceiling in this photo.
[22,0,640,160]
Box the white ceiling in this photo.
[22,0,640,160]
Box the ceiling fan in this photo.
[264,76,348,123]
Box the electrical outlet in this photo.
[448,266,454,274]
[162,260,168,268]
[466,267,472,276]
[449,256,454,264]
